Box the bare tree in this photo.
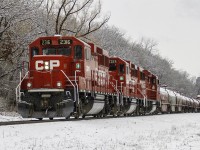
[43,0,110,36]
[90,25,197,97]
[0,0,44,62]
[139,37,158,55]
[196,77,200,95]
[0,0,45,109]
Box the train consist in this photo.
[16,35,200,120]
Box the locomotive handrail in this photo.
[110,81,121,94]
[109,80,122,105]
[75,70,80,104]
[61,70,77,103]
[131,82,148,107]
[135,86,147,107]
[16,71,30,102]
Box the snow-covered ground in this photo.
[0,113,200,150]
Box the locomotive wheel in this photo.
[49,118,53,120]
[75,100,83,119]
[65,115,70,120]
[37,118,43,120]
[75,115,79,119]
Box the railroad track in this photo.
[0,119,70,126]
[0,113,163,126]
[3,112,195,127]
[0,117,114,126]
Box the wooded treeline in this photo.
[0,0,198,110]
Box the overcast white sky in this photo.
[102,0,200,77]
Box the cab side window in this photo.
[152,78,156,84]
[31,47,39,58]
[74,45,82,59]
[140,72,145,80]
[109,63,117,71]
[119,64,125,74]
[126,66,129,74]
[132,69,138,77]
[85,47,91,60]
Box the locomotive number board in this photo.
[41,39,52,45]
[110,60,117,63]
[58,39,73,45]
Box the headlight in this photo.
[27,82,32,88]
[44,65,49,70]
[44,61,49,65]
[44,61,49,70]
[57,81,62,87]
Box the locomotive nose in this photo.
[30,55,69,89]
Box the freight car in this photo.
[16,35,200,120]
[160,88,200,113]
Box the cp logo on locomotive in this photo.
[35,60,60,70]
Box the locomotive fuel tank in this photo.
[83,94,105,115]
[124,98,137,114]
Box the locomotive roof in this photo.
[110,56,129,65]
[76,38,91,47]
[31,36,91,48]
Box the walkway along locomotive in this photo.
[15,35,200,120]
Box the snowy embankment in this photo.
[0,112,23,122]
[0,113,200,150]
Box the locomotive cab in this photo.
[143,70,159,114]
[109,57,137,115]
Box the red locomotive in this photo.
[16,35,200,120]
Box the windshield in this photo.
[43,47,71,56]
[109,63,117,71]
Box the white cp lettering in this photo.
[50,60,60,70]
[35,60,44,70]
[35,60,60,70]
